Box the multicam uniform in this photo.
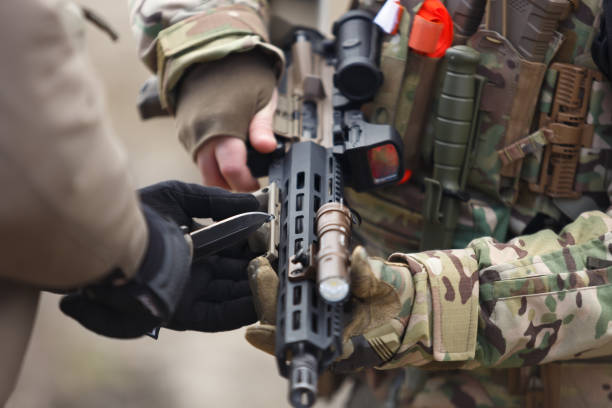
[129,0,612,406]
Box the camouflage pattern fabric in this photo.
[466,29,547,205]
[340,209,612,407]
[579,79,612,194]
[128,0,283,111]
[156,5,284,111]
[128,0,270,71]
[555,0,600,70]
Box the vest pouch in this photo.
[393,53,442,170]
[343,184,425,257]
[466,29,547,205]
[366,4,443,172]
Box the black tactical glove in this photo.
[166,248,258,332]
[60,181,260,338]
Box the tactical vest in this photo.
[342,1,612,407]
[345,0,612,260]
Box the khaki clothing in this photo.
[1,0,148,403]
[0,283,39,405]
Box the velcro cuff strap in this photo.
[156,5,285,112]
[393,249,479,362]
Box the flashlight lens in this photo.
[319,278,349,303]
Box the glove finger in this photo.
[208,257,250,280]
[216,240,260,260]
[139,184,192,227]
[331,335,385,373]
[187,258,249,290]
[173,181,259,220]
[245,324,276,355]
[59,295,158,339]
[140,181,259,221]
[202,280,251,302]
[186,296,257,332]
[248,257,278,325]
[349,246,379,299]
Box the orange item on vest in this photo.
[409,15,444,54]
[409,0,453,58]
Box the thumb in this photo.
[249,89,278,154]
[349,246,380,299]
[247,257,278,325]
[245,324,276,355]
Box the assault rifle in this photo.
[137,10,404,407]
[247,11,404,407]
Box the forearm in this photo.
[0,0,147,288]
[386,210,612,369]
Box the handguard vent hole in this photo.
[311,313,318,333]
[314,174,321,192]
[296,216,304,234]
[296,194,304,211]
[293,286,302,305]
[314,196,321,212]
[295,239,303,253]
[297,172,305,189]
[292,311,301,330]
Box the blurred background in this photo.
[6,1,352,407]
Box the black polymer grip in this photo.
[270,142,344,408]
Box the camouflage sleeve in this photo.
[128,0,283,111]
[383,209,612,369]
[128,0,269,70]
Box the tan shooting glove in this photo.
[246,246,415,371]
[175,51,277,160]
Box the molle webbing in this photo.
[499,64,612,196]
[485,0,570,63]
[530,63,599,199]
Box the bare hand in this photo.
[195,90,278,192]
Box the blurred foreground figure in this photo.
[0,1,261,404]
[129,0,612,407]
